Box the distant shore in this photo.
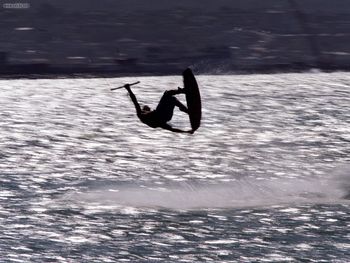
[1,62,349,80]
[1,0,349,80]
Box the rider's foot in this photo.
[179,104,188,113]
[177,87,186,94]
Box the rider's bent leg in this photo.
[164,88,185,96]
[155,90,188,121]
[174,98,188,114]
[155,92,177,121]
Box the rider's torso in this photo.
[139,111,165,128]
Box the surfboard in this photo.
[183,68,201,132]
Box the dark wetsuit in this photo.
[126,87,189,133]
[139,110,160,128]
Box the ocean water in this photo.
[0,72,349,262]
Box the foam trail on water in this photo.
[71,168,350,210]
[331,165,350,199]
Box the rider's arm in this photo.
[161,123,193,134]
[125,85,142,117]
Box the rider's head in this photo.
[142,105,151,112]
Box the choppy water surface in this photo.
[0,72,349,262]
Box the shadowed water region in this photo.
[0,72,349,262]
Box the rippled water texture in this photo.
[0,72,349,262]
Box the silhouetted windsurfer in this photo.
[124,84,193,133]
